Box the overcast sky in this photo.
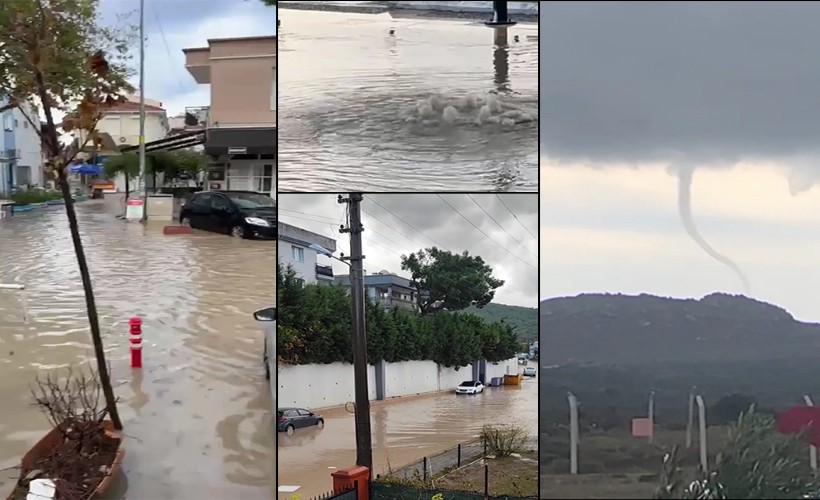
[99,0,275,116]
[278,194,538,308]
[541,1,820,322]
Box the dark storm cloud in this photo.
[541,1,820,166]
[277,194,538,307]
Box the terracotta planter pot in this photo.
[9,420,125,500]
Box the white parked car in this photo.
[523,367,537,377]
[455,380,485,395]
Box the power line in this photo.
[435,194,537,269]
[364,195,444,248]
[495,194,537,241]
[279,208,535,300]
[467,194,536,258]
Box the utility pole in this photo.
[138,0,147,222]
[339,193,373,471]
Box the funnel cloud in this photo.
[676,165,751,292]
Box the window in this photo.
[210,195,231,210]
[254,163,274,193]
[292,246,304,263]
[2,114,12,131]
[23,121,27,129]
[13,119,18,128]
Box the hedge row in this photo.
[276,265,520,366]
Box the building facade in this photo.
[0,100,44,196]
[73,96,170,193]
[334,272,420,312]
[277,222,337,285]
[183,36,276,199]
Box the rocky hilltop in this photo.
[541,293,820,365]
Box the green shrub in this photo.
[481,424,528,457]
[10,190,63,205]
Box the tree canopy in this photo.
[401,247,505,315]
[277,264,519,366]
[103,149,206,182]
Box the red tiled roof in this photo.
[102,101,166,113]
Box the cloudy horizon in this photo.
[278,194,538,309]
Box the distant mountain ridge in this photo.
[466,302,537,343]
[541,292,820,365]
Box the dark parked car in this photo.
[277,407,324,434]
[179,190,277,239]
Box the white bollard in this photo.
[686,386,697,449]
[648,390,655,444]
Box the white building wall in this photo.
[278,358,517,409]
[277,241,318,284]
[278,362,377,409]
[86,112,168,192]
[12,105,44,187]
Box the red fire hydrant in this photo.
[129,317,142,368]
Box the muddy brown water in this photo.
[277,376,538,499]
[0,202,276,499]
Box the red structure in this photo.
[129,317,143,368]
[332,466,369,500]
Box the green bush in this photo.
[481,424,528,457]
[10,190,63,205]
[277,264,520,366]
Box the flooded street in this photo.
[0,203,276,499]
[278,376,537,498]
[277,9,539,192]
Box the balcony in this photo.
[316,264,334,280]
[184,106,210,130]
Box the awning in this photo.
[204,127,276,156]
[121,130,205,154]
[69,164,103,175]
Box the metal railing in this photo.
[310,480,358,500]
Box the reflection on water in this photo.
[278,10,539,192]
[0,204,276,499]
[278,378,537,498]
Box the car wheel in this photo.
[286,424,294,435]
[230,225,245,238]
[317,419,324,429]
[181,216,191,227]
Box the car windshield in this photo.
[225,192,276,209]
[460,381,474,386]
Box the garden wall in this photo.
[278,357,518,409]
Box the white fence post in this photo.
[648,390,655,444]
[804,394,817,473]
[686,386,696,449]
[696,394,708,473]
[568,392,579,475]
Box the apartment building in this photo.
[0,99,44,195]
[183,35,276,198]
[277,222,337,285]
[72,95,170,192]
[334,271,420,312]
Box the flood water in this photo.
[277,9,539,192]
[0,202,276,499]
[278,376,538,499]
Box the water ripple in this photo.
[278,9,539,192]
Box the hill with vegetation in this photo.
[541,292,820,365]
[466,302,537,344]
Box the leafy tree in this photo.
[104,149,206,197]
[276,264,519,365]
[0,0,137,431]
[401,247,505,315]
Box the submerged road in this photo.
[277,375,537,498]
[0,202,276,499]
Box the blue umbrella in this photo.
[69,164,103,175]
